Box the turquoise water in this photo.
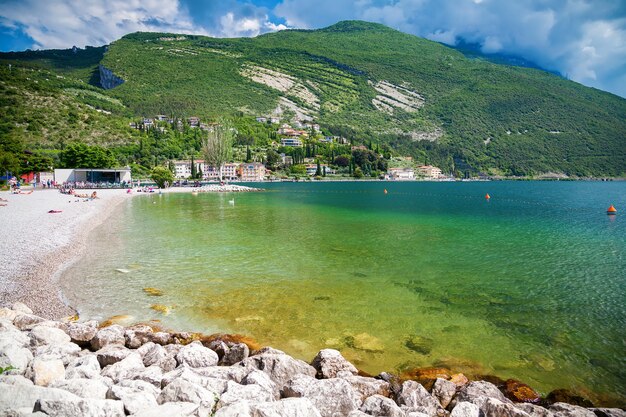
[61,181,626,405]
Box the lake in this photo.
[60,181,626,404]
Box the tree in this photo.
[59,143,117,168]
[202,119,234,181]
[315,159,322,176]
[151,166,174,188]
[334,155,350,167]
[265,149,280,170]
[246,145,252,163]
[353,167,363,179]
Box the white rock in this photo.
[34,342,81,365]
[311,349,358,379]
[0,383,81,412]
[483,398,531,417]
[238,348,316,387]
[360,394,404,417]
[282,374,361,417]
[131,365,163,389]
[108,380,160,415]
[26,357,65,386]
[396,380,443,417]
[214,400,254,417]
[96,344,131,367]
[341,375,391,402]
[589,409,626,417]
[157,378,218,415]
[175,341,219,368]
[0,344,33,374]
[90,325,125,350]
[218,380,274,408]
[0,308,17,322]
[124,325,154,349]
[131,402,199,417]
[516,403,555,417]
[432,377,458,409]
[67,322,98,346]
[49,378,109,399]
[66,354,101,380]
[548,403,596,417]
[29,325,71,347]
[101,352,144,383]
[162,366,228,394]
[137,342,167,367]
[221,343,249,366]
[13,314,47,331]
[254,398,322,417]
[0,374,34,386]
[12,302,33,315]
[241,370,279,400]
[450,402,481,417]
[34,398,125,417]
[456,381,510,411]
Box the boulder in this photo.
[0,308,17,322]
[349,411,374,417]
[107,380,160,415]
[456,381,510,410]
[219,380,275,408]
[12,302,33,315]
[26,357,65,386]
[0,383,81,412]
[311,349,358,379]
[432,378,457,409]
[100,352,145,383]
[340,375,391,402]
[131,365,163,389]
[49,378,109,399]
[34,342,81,365]
[28,325,71,347]
[254,398,322,417]
[96,344,132,367]
[194,365,250,383]
[148,331,173,346]
[450,402,480,417]
[505,379,541,403]
[221,343,249,366]
[175,341,219,368]
[161,366,228,394]
[483,398,531,417]
[124,325,154,349]
[237,349,316,387]
[545,390,594,408]
[0,344,33,374]
[66,355,101,380]
[137,342,167,367]
[13,314,47,331]
[131,402,199,417]
[360,394,405,417]
[214,400,254,417]
[548,403,596,417]
[282,374,361,417]
[401,368,451,391]
[67,322,98,346]
[157,378,218,414]
[517,404,555,417]
[450,373,470,387]
[90,325,125,351]
[33,398,125,417]
[396,380,443,417]
[241,370,279,400]
[0,374,33,386]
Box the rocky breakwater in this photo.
[0,303,624,417]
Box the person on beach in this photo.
[91,191,98,199]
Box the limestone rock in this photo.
[0,344,33,374]
[396,380,443,416]
[67,322,98,346]
[90,325,125,350]
[311,349,358,379]
[124,325,154,349]
[49,378,109,399]
[545,390,594,408]
[517,403,555,417]
[149,331,173,346]
[26,357,65,386]
[450,402,480,417]
[162,366,228,394]
[432,378,457,409]
[137,342,167,367]
[450,373,469,387]
[131,402,199,417]
[483,398,531,417]
[456,381,510,410]
[221,343,249,366]
[241,369,279,400]
[341,375,391,402]
[157,378,218,411]
[0,308,17,322]
[34,342,81,365]
[96,344,131,367]
[100,352,144,383]
[219,380,275,408]
[590,409,626,417]
[131,365,163,389]
[175,341,219,368]
[34,398,125,417]
[66,355,101,380]
[505,379,541,403]
[282,374,361,417]
[195,365,250,383]
[349,411,374,417]
[0,374,33,386]
[254,398,322,417]
[13,314,47,331]
[214,400,254,417]
[0,383,81,412]
[29,325,71,347]
[238,349,316,387]
[12,302,33,315]
[107,380,160,415]
[360,394,405,417]
[548,403,596,417]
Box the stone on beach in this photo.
[396,380,443,416]
[26,357,65,386]
[221,342,249,365]
[34,398,125,417]
[360,394,405,417]
[28,325,71,347]
[432,377,458,409]
[67,322,98,346]
[237,347,316,387]
[311,348,358,379]
[49,378,110,399]
[175,341,219,368]
[282,374,362,417]
[91,325,125,350]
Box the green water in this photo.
[61,181,626,405]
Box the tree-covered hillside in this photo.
[1,20,625,177]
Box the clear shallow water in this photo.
[61,181,626,404]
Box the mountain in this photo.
[1,20,626,177]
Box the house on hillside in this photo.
[188,117,200,127]
[418,165,443,179]
[281,138,303,147]
[239,163,266,181]
[387,167,415,181]
[172,160,205,179]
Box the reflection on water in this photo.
[61,181,626,405]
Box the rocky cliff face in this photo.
[99,65,124,90]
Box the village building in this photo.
[187,117,200,127]
[171,160,206,179]
[256,117,268,123]
[387,167,415,181]
[239,163,266,181]
[281,138,303,147]
[54,168,132,185]
[418,165,443,179]
[280,154,293,166]
[270,117,280,124]
[155,115,168,121]
[305,164,335,176]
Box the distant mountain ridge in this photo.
[1,20,625,177]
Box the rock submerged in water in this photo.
[504,379,541,403]
[142,288,164,297]
[404,334,434,355]
[149,304,170,315]
[347,333,385,353]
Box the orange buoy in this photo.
[485,193,491,200]
[384,189,388,194]
[607,205,617,215]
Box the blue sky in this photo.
[1,0,625,97]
